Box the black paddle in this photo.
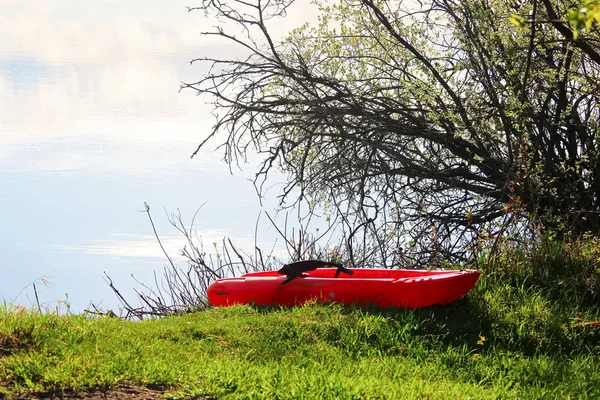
[277,260,353,284]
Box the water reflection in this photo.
[0,0,315,311]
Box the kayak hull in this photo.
[207,268,480,309]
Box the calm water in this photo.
[0,0,315,312]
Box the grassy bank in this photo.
[2,240,600,399]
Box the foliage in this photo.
[510,1,600,40]
[185,0,600,264]
[566,1,600,39]
[479,233,600,307]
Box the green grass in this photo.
[2,239,600,399]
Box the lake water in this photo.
[0,0,317,313]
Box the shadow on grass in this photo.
[238,283,600,360]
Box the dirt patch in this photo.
[0,328,35,358]
[7,384,213,400]
[0,334,24,358]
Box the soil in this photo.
[6,384,213,400]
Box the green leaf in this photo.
[567,9,583,25]
[509,13,526,28]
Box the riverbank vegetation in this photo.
[2,235,600,399]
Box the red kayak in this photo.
[207,261,480,309]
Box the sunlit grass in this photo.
[1,238,600,399]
